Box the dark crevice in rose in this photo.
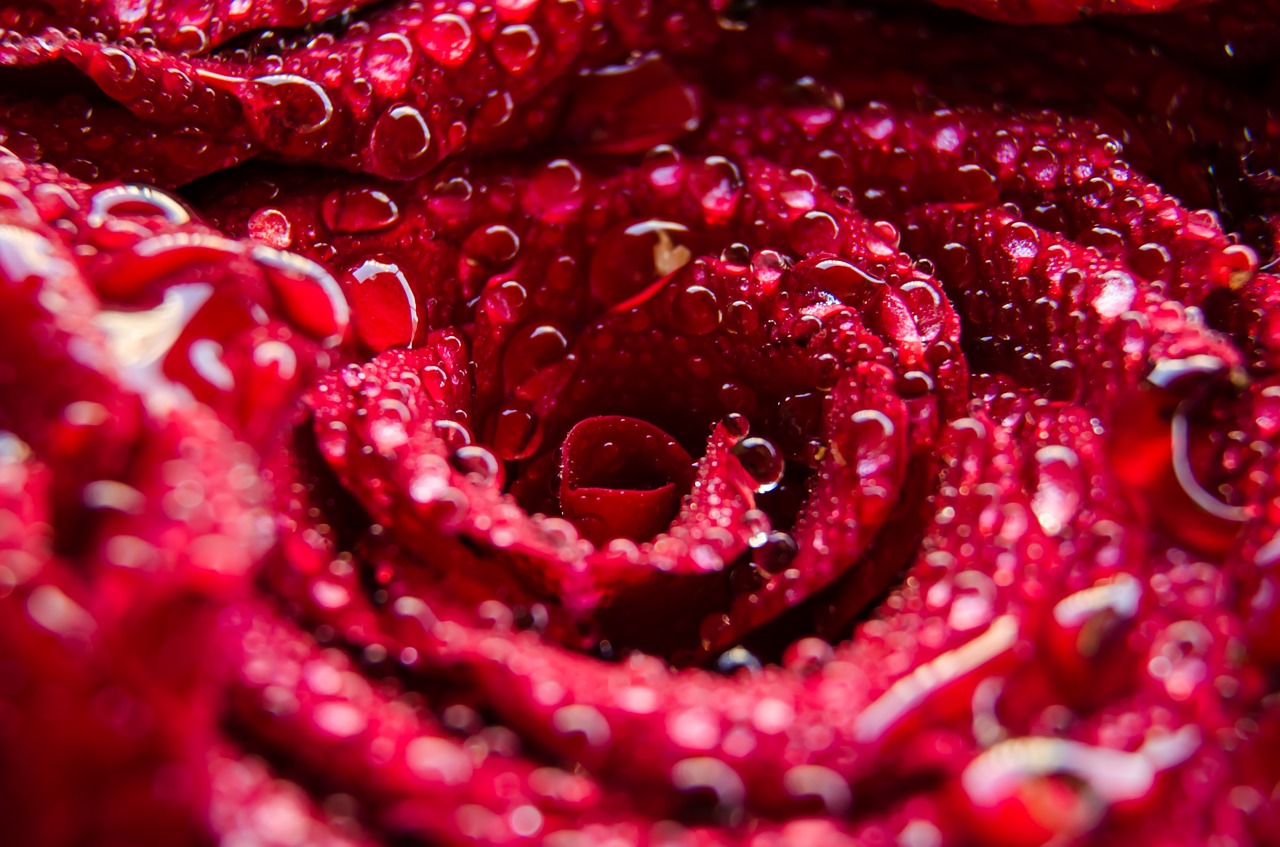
[740,456,938,660]
[291,420,374,551]
[749,462,813,535]
[0,62,101,97]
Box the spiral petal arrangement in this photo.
[0,1,1278,846]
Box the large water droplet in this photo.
[525,159,583,222]
[589,219,694,306]
[87,184,191,228]
[364,32,414,98]
[493,24,541,74]
[669,284,720,336]
[249,74,334,135]
[808,258,884,304]
[322,187,401,234]
[417,13,474,66]
[732,436,784,493]
[789,210,840,254]
[247,207,293,249]
[721,412,750,442]
[1002,222,1040,275]
[463,224,521,266]
[1025,145,1059,184]
[490,403,543,461]
[449,444,502,486]
[88,47,145,101]
[1092,269,1136,319]
[370,105,432,178]
[341,258,417,352]
[253,244,349,345]
[95,231,244,300]
[687,156,743,226]
[755,531,798,575]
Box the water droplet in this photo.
[341,258,417,352]
[720,243,751,269]
[322,187,401,234]
[252,244,349,345]
[406,737,474,785]
[370,105,432,178]
[1002,222,1040,275]
[493,24,540,74]
[789,210,840,254]
[552,704,611,748]
[750,250,788,292]
[783,637,834,674]
[724,300,759,335]
[463,224,521,266]
[1221,243,1259,287]
[783,765,851,815]
[1025,145,1059,184]
[670,284,720,336]
[525,159,583,222]
[1086,134,1122,167]
[1031,445,1082,536]
[430,176,473,217]
[948,570,997,631]
[950,165,994,203]
[755,531,797,575]
[687,156,742,226]
[474,89,515,131]
[589,219,694,305]
[715,646,762,674]
[491,403,543,461]
[449,445,501,486]
[364,32,414,98]
[716,0,761,30]
[247,207,292,249]
[897,370,935,397]
[780,169,817,211]
[721,412,750,441]
[88,184,190,228]
[1093,269,1135,319]
[249,74,334,134]
[417,13,474,66]
[808,258,884,304]
[188,339,235,391]
[732,436,784,493]
[671,758,745,812]
[502,324,569,391]
[831,409,897,477]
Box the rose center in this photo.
[559,415,695,545]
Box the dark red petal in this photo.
[560,52,703,155]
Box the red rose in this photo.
[0,1,1278,845]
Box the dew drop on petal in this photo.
[732,436,784,493]
[493,24,541,74]
[322,187,401,234]
[418,13,474,66]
